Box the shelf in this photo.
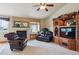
[13,26,27,28]
[53,11,77,51]
[59,25,76,27]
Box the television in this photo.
[60,27,75,39]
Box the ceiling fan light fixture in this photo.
[40,5,46,9]
[33,3,54,11]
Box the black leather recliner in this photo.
[4,32,27,51]
[36,28,53,42]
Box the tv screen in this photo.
[60,27,75,39]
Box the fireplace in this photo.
[16,30,27,39]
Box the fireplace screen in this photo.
[16,31,27,39]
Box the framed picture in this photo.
[14,21,29,28]
[22,22,28,28]
[14,21,21,27]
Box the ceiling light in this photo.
[40,5,46,9]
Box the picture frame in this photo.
[22,22,29,28]
[13,21,29,28]
[14,21,21,27]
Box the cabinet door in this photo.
[30,34,36,39]
[68,39,76,51]
[76,40,79,51]
[54,37,60,44]
[76,14,79,51]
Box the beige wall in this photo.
[40,19,47,29]
[10,16,42,39]
[9,16,41,31]
[45,3,79,32]
[0,16,45,41]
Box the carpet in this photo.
[0,40,79,55]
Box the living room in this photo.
[0,3,79,55]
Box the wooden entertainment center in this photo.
[53,11,79,51]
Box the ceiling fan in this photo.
[33,3,54,11]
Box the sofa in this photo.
[36,28,53,42]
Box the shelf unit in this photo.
[53,11,79,51]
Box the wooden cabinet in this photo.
[76,40,79,51]
[68,39,76,51]
[53,12,78,51]
[30,34,37,40]
[54,36,60,44]
[75,14,79,51]
[54,36,62,45]
[59,37,76,50]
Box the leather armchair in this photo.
[4,32,27,51]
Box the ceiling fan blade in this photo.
[46,4,54,7]
[33,5,40,7]
[40,3,42,5]
[37,8,40,11]
[45,8,48,11]
[40,3,46,5]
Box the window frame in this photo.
[0,17,10,32]
[30,22,40,33]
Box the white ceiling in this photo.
[0,3,66,19]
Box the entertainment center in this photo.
[53,11,79,51]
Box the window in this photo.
[0,17,9,32]
[30,22,40,33]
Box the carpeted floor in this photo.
[0,40,79,55]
